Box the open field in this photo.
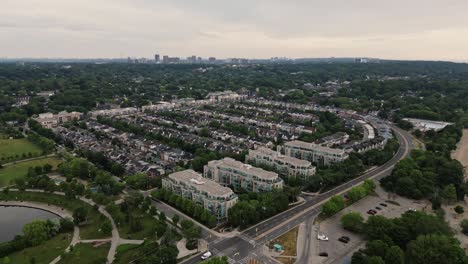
[0,191,109,239]
[6,232,72,264]
[114,243,143,264]
[58,243,110,264]
[268,226,299,262]
[0,137,42,162]
[452,129,468,178]
[118,209,161,240]
[0,157,62,186]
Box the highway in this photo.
[182,125,413,264]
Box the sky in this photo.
[2,0,468,61]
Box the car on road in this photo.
[380,203,388,207]
[317,233,329,241]
[338,236,350,243]
[201,251,212,260]
[367,209,377,215]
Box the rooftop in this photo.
[168,169,234,197]
[208,157,279,180]
[250,147,312,167]
[285,140,346,155]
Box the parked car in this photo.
[380,203,388,207]
[201,251,212,260]
[338,236,350,243]
[375,206,382,210]
[317,233,329,241]
[319,252,329,257]
[367,209,377,215]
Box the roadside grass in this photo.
[58,243,109,264]
[0,191,109,239]
[276,257,296,264]
[0,137,43,162]
[0,157,62,187]
[268,226,299,257]
[6,232,72,264]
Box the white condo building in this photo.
[282,140,348,166]
[204,157,283,193]
[246,147,316,182]
[162,169,238,220]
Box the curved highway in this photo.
[183,124,413,264]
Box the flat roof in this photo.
[208,157,279,180]
[250,147,312,167]
[168,169,234,197]
[284,140,346,155]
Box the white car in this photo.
[317,233,329,241]
[201,251,212,260]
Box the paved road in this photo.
[182,125,413,264]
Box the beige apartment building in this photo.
[162,169,238,220]
[204,157,283,193]
[246,147,316,182]
[282,140,348,166]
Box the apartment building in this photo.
[206,90,247,103]
[90,107,138,118]
[246,147,316,182]
[204,157,284,193]
[34,111,82,128]
[282,140,348,166]
[162,169,238,220]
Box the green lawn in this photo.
[0,137,43,162]
[117,210,160,240]
[58,243,109,264]
[114,243,143,264]
[6,232,72,264]
[0,157,62,186]
[0,191,109,239]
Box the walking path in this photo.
[0,189,145,263]
[1,154,57,167]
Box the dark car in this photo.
[319,252,329,257]
[367,210,377,215]
[380,203,388,207]
[339,236,350,243]
[375,206,382,210]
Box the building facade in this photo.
[282,140,348,166]
[34,111,82,128]
[246,147,316,182]
[162,169,238,220]
[204,157,284,193]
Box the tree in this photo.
[441,184,457,204]
[2,257,11,264]
[23,220,50,246]
[460,219,468,235]
[406,234,467,264]
[59,217,75,232]
[172,214,180,226]
[100,220,113,235]
[201,256,229,264]
[43,163,53,173]
[384,246,405,264]
[341,212,364,232]
[73,207,88,224]
[454,205,464,215]
[322,195,346,216]
[348,187,367,203]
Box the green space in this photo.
[0,137,42,162]
[114,244,142,264]
[0,191,109,239]
[58,243,109,264]
[6,232,72,264]
[118,210,161,240]
[0,157,62,187]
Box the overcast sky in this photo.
[2,0,468,60]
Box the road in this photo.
[182,124,413,264]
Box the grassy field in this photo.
[0,137,43,162]
[118,210,161,240]
[114,243,143,264]
[6,232,72,264]
[58,243,109,264]
[268,226,299,257]
[0,191,109,239]
[0,157,62,186]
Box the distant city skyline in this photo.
[2,0,468,61]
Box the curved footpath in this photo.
[0,189,144,264]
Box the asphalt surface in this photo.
[182,124,413,264]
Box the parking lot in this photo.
[315,185,430,264]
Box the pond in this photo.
[0,206,60,243]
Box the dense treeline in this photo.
[348,211,468,264]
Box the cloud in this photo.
[1,0,468,60]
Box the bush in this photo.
[341,212,364,232]
[461,219,468,235]
[454,205,464,215]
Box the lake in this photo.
[0,206,60,243]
